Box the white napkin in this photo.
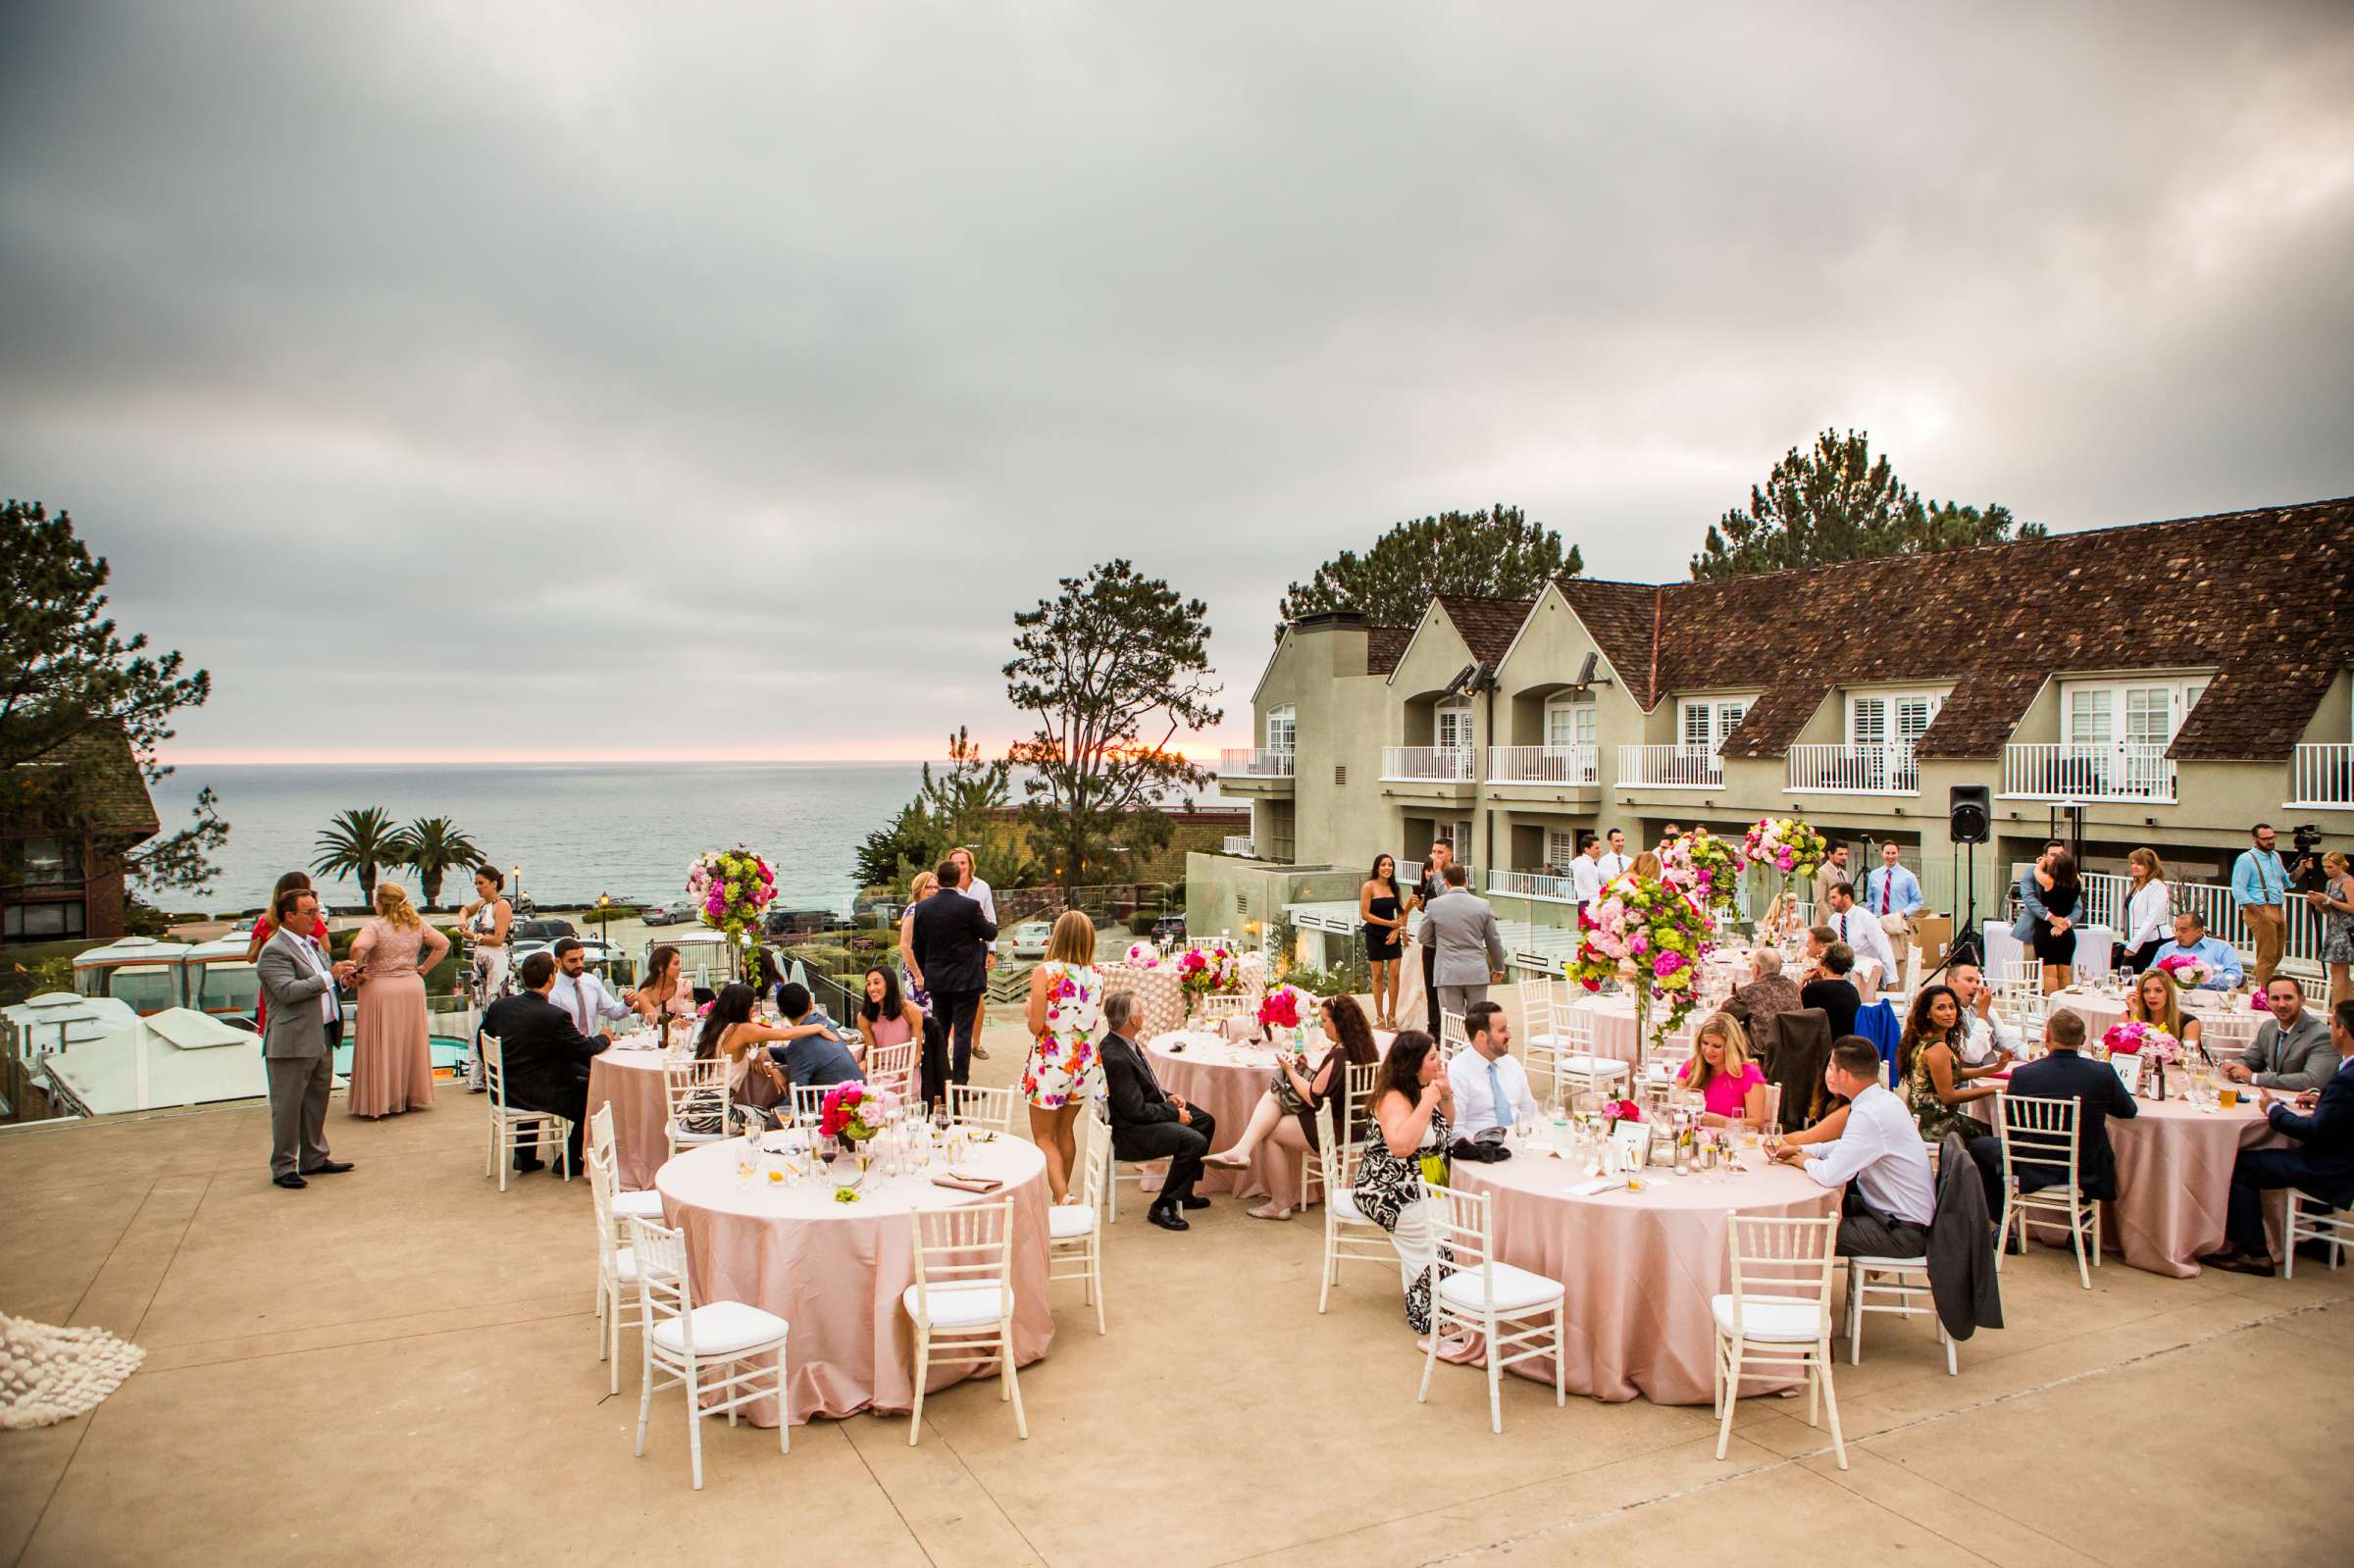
[1567,1178,1626,1196]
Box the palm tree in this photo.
[391,816,483,910]
[313,806,402,905]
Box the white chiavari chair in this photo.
[1091,1094,1155,1226]
[1048,1112,1109,1334]
[904,1198,1027,1445]
[1317,1069,1392,1312]
[1713,1214,1845,1469]
[627,1215,790,1490]
[588,1137,676,1393]
[1520,976,1576,1083]
[1995,1093,2097,1289]
[864,1038,916,1102]
[1844,1252,1955,1377]
[662,1056,733,1158]
[588,1102,663,1217]
[948,1083,1018,1134]
[483,1034,570,1189]
[2284,1189,2354,1278]
[1199,993,1254,1027]
[2196,1009,2262,1062]
[1416,1185,1565,1434]
[1438,1009,1469,1063]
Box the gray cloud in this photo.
[3,1,2350,760]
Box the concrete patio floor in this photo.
[4,1013,2350,1568]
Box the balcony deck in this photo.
[2,1006,2344,1567]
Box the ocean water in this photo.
[148,762,926,914]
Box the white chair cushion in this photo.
[1710,1292,1829,1343]
[1435,1262,1565,1314]
[612,1189,665,1219]
[902,1282,1014,1330]
[1329,1188,1367,1224]
[1561,1056,1627,1079]
[1525,1032,1573,1049]
[666,1122,725,1145]
[1847,1254,1928,1275]
[1047,1203,1098,1239]
[611,1245,640,1286]
[649,1299,788,1357]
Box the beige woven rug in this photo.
[1,1313,146,1430]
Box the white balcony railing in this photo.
[1488,869,1575,903]
[1615,744,1722,789]
[2001,741,2176,803]
[1217,747,1294,779]
[1381,745,1476,783]
[1487,743,1598,785]
[1787,740,1921,795]
[2290,742,2354,808]
[1222,835,1256,857]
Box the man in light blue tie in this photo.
[1446,1000,1539,1137]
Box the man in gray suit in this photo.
[1419,863,1507,1018]
[2222,978,2340,1092]
[256,885,355,1189]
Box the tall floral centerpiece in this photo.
[687,847,778,985]
[1743,817,1827,940]
[1665,827,1749,919]
[1570,872,1717,1050]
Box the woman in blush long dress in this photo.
[348,883,449,1118]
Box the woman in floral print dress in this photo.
[1023,910,1103,1204]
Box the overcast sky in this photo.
[4,2,2350,766]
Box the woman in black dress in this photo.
[2031,847,2082,993]
[1361,854,1407,1030]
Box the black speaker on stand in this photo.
[1946,785,1990,970]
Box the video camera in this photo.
[2288,823,2326,894]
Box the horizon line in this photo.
[154,742,1239,767]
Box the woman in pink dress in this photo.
[347,884,449,1118]
[1674,1011,1768,1129]
[629,944,698,1042]
[857,966,924,1098]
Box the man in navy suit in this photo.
[1967,1008,2136,1223]
[908,856,997,1090]
[2202,999,2354,1276]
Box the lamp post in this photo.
[511,864,524,916]
[596,891,611,952]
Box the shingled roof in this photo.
[1431,594,1536,670]
[1555,496,2354,761]
[1365,627,1414,676]
[15,727,163,841]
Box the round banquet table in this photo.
[586,1045,672,1191]
[655,1133,1055,1426]
[1567,995,1698,1068]
[1454,1149,1840,1403]
[1143,1029,1391,1203]
[2048,986,2249,1052]
[1993,1082,2286,1277]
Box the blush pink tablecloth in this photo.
[587,1047,671,1191]
[2048,987,2255,1057]
[1143,1030,1392,1204]
[1455,1152,1839,1404]
[1992,1087,2285,1277]
[656,1133,1054,1427]
[1566,996,1698,1069]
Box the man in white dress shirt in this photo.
[1597,829,1634,884]
[1569,835,1606,907]
[1446,1001,1538,1138]
[1822,882,1898,986]
[1773,1039,1935,1256]
[549,937,634,1036]
[1945,962,2020,1069]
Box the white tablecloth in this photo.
[1980,921,2114,979]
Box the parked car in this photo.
[763,907,850,937]
[642,900,697,927]
[1151,914,1187,948]
[1006,920,1054,959]
[509,917,578,946]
